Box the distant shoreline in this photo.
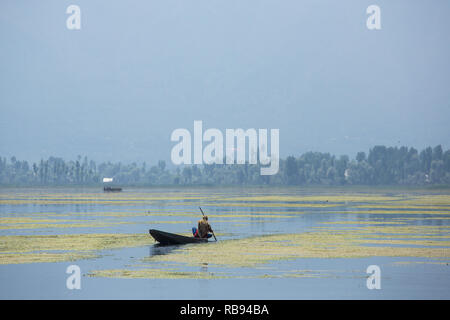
[0,184,449,191]
[1,145,449,187]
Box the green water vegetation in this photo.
[1,145,449,186]
[89,267,330,280]
[0,233,153,265]
[0,217,130,230]
[90,222,450,279]
[89,268,230,279]
[1,189,449,279]
[143,229,450,269]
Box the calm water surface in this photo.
[0,186,449,299]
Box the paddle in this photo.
[199,206,217,241]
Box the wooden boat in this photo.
[104,186,122,192]
[149,229,208,245]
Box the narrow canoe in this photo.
[149,229,208,245]
[104,187,122,192]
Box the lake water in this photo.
[0,186,449,299]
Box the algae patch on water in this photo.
[0,216,130,230]
[0,252,97,264]
[89,268,230,279]
[89,266,331,279]
[89,225,450,279]
[142,225,450,269]
[0,233,153,265]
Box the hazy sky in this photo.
[1,0,449,164]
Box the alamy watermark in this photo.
[66,5,81,30]
[170,121,279,175]
[366,5,381,30]
[66,265,81,290]
[366,265,381,290]
[64,5,380,31]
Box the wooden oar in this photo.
[199,206,217,241]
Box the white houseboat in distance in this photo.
[103,177,122,192]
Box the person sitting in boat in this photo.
[192,215,213,239]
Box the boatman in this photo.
[197,215,213,239]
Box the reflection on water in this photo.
[149,243,181,257]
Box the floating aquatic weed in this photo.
[89,265,331,280]
[146,220,191,224]
[197,202,340,209]
[0,217,73,224]
[257,270,332,279]
[89,268,231,279]
[0,252,97,265]
[354,204,450,210]
[0,193,217,206]
[220,195,402,203]
[0,219,131,230]
[320,221,406,225]
[392,217,450,220]
[2,188,449,279]
[0,233,153,265]
[357,239,450,247]
[146,212,296,219]
[324,210,450,215]
[144,228,450,268]
[392,261,450,266]
[68,211,151,217]
[394,195,450,206]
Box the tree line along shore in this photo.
[1,145,449,186]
